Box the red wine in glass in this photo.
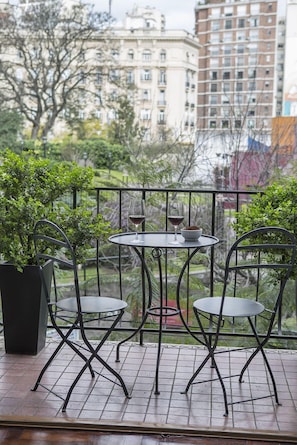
[129,215,145,226]
[168,214,184,244]
[129,199,145,242]
[168,216,184,227]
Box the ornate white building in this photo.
[94,6,200,142]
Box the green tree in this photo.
[0,110,23,151]
[107,95,143,147]
[0,0,110,139]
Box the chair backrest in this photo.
[33,219,81,309]
[222,226,296,333]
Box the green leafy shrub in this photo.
[0,150,112,269]
[233,177,297,277]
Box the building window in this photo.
[96,89,102,105]
[237,45,244,54]
[251,4,260,14]
[225,19,232,30]
[142,89,150,101]
[222,120,229,128]
[222,95,229,104]
[110,90,117,101]
[210,32,220,43]
[236,95,243,104]
[224,32,232,42]
[210,46,220,56]
[211,83,218,92]
[111,49,119,60]
[210,58,219,67]
[249,44,258,53]
[224,46,232,55]
[158,109,165,123]
[250,30,259,40]
[248,81,256,91]
[96,69,102,84]
[211,7,220,17]
[109,69,120,82]
[128,49,134,60]
[126,70,134,84]
[209,120,216,128]
[236,82,243,92]
[249,55,257,65]
[250,18,259,27]
[237,31,246,41]
[237,5,246,15]
[224,6,233,16]
[211,21,220,31]
[159,89,166,105]
[235,120,241,128]
[159,70,166,85]
[238,18,245,28]
[140,109,151,120]
[210,95,218,105]
[223,72,230,79]
[237,71,243,79]
[211,71,218,80]
[158,130,166,142]
[224,57,231,67]
[248,68,256,78]
[141,69,152,81]
[222,107,229,117]
[223,82,230,92]
[237,56,245,66]
[160,50,166,61]
[210,108,217,116]
[209,94,218,105]
[142,50,151,62]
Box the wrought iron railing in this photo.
[66,187,297,347]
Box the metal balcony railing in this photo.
[58,186,297,347]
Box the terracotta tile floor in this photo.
[0,339,296,442]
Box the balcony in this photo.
[0,186,296,442]
[0,338,296,443]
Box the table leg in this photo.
[116,245,153,362]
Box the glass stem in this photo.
[135,225,139,240]
[174,226,177,241]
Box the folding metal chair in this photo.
[31,219,130,411]
[183,226,296,416]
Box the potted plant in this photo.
[0,149,112,354]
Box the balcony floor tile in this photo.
[0,339,296,443]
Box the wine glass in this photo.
[129,199,145,243]
[168,201,184,245]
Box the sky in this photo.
[93,0,197,33]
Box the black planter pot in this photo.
[0,261,53,355]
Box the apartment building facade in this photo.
[194,0,278,137]
[283,0,297,117]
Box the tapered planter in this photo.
[0,261,53,355]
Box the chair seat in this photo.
[194,296,264,318]
[56,296,127,314]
